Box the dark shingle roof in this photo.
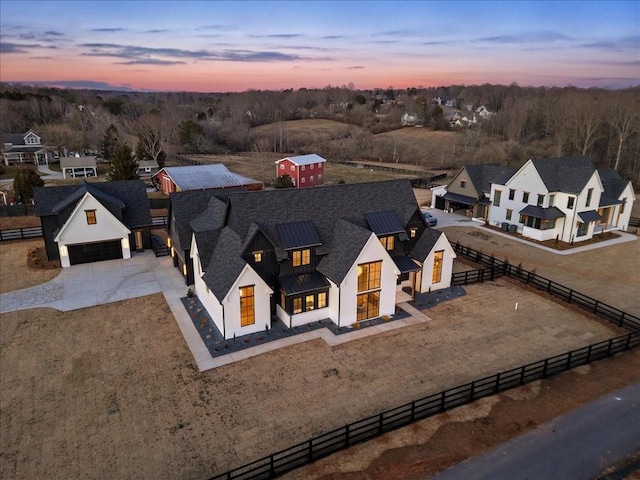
[34,180,151,228]
[193,229,222,272]
[202,227,247,302]
[465,163,515,194]
[189,196,227,233]
[392,255,421,273]
[599,169,630,200]
[577,210,603,223]
[169,190,225,252]
[410,229,444,262]
[316,219,373,284]
[531,156,596,194]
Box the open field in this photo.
[176,153,418,185]
[250,119,362,139]
[0,273,622,480]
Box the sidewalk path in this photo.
[432,382,640,480]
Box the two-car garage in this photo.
[67,240,123,266]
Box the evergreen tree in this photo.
[13,168,44,202]
[107,144,139,181]
[273,174,295,189]
[101,124,119,161]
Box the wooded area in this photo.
[1,83,638,183]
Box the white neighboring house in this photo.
[2,130,49,165]
[487,156,635,243]
[174,180,456,340]
[60,155,98,179]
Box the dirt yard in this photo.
[0,239,60,293]
[0,277,623,480]
[443,226,640,316]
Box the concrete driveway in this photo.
[0,251,181,313]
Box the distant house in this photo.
[167,179,456,339]
[435,163,515,218]
[487,156,635,243]
[152,164,262,194]
[137,159,160,178]
[34,180,153,267]
[60,155,97,179]
[275,154,327,188]
[2,130,49,166]
[476,105,492,119]
[401,113,417,126]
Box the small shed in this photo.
[60,155,97,179]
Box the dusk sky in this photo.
[1,0,638,92]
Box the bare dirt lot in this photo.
[442,226,640,316]
[0,275,623,480]
[0,239,60,293]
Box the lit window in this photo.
[310,175,314,182]
[318,292,327,308]
[509,189,515,201]
[280,164,284,169]
[506,209,513,221]
[290,165,295,171]
[239,286,255,326]
[493,190,501,207]
[292,249,311,267]
[280,291,286,309]
[380,236,395,251]
[253,251,263,263]
[305,294,315,311]
[432,250,444,283]
[357,261,382,292]
[293,297,302,314]
[85,210,97,225]
[410,227,417,238]
[522,192,530,203]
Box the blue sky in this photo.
[1,1,638,92]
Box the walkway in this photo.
[432,382,640,480]
[36,163,63,180]
[423,208,637,255]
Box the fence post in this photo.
[411,401,416,422]
[520,365,526,385]
[440,391,446,411]
[495,372,501,393]
[379,413,384,434]
[625,333,632,350]
[567,350,572,369]
[464,271,469,285]
[586,344,592,363]
[619,312,625,328]
[568,290,573,304]
[270,454,275,476]
[607,338,613,356]
[345,424,350,447]
[469,381,475,401]
[526,272,532,284]
[547,280,552,293]
[490,267,495,281]
[542,359,549,378]
[593,301,599,314]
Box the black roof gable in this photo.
[34,180,151,228]
[531,156,596,194]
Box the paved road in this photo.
[431,382,640,480]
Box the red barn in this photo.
[275,154,327,188]
[152,164,262,194]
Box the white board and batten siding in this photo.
[54,192,131,268]
[418,232,456,292]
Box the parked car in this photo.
[422,211,437,227]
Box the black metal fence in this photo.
[0,226,43,241]
[630,216,640,228]
[207,244,639,480]
[208,329,639,480]
[452,243,640,333]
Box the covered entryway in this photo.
[68,240,123,266]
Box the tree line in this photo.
[1,82,638,183]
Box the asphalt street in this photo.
[431,382,640,480]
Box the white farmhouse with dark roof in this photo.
[168,179,456,339]
[2,130,49,166]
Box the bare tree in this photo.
[607,95,640,171]
[135,112,165,162]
